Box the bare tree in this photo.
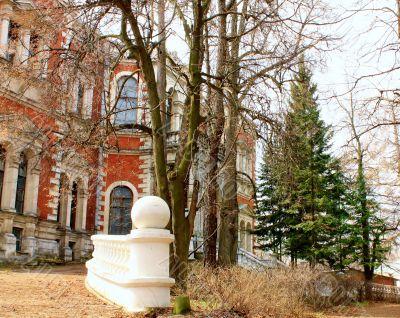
[338,94,399,289]
[203,0,227,267]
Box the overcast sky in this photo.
[316,0,400,150]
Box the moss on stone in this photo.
[173,295,191,314]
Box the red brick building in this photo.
[0,0,256,261]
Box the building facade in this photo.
[0,0,256,262]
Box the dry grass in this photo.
[185,264,318,318]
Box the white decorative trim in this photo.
[49,177,59,185]
[51,166,61,173]
[47,214,57,221]
[102,181,139,234]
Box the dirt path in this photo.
[323,302,400,318]
[0,264,129,318]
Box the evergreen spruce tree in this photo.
[256,58,354,268]
[255,145,289,261]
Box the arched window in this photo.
[70,182,78,230]
[0,145,5,202]
[15,153,27,214]
[115,77,137,126]
[109,186,133,235]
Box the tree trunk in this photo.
[157,0,167,130]
[120,2,170,204]
[218,0,248,266]
[170,176,191,290]
[119,0,207,288]
[203,0,226,268]
[352,110,373,299]
[397,0,400,39]
[218,103,239,265]
[170,0,206,288]
[390,105,400,176]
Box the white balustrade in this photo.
[89,235,131,276]
[86,196,175,312]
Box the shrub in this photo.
[304,272,361,309]
[186,264,318,317]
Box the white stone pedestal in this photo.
[86,196,175,312]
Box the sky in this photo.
[315,0,400,149]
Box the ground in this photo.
[0,264,128,318]
[323,302,400,318]
[0,264,400,318]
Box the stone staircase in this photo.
[0,252,30,264]
[190,236,286,269]
[237,248,287,270]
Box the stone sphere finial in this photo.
[131,196,170,229]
